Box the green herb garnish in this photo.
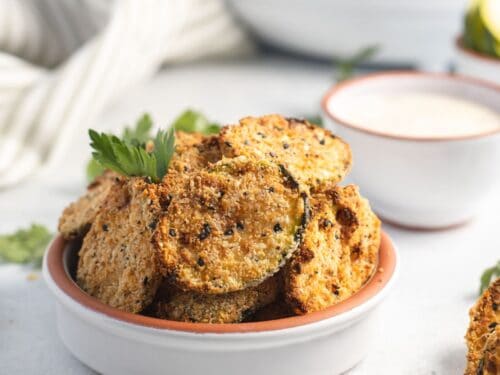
[479,260,500,295]
[152,129,176,181]
[0,224,52,268]
[89,127,175,183]
[172,109,220,134]
[305,115,323,127]
[336,45,379,82]
[86,158,106,182]
[86,114,154,182]
[86,111,220,182]
[123,114,153,146]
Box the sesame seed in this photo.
[198,223,211,240]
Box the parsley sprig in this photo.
[336,45,379,82]
[479,260,500,295]
[172,110,220,134]
[89,127,175,183]
[0,224,52,268]
[123,114,154,146]
[86,114,154,182]
[86,111,220,182]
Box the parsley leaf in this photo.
[172,109,221,135]
[0,224,52,268]
[89,127,175,183]
[86,114,154,182]
[86,158,106,182]
[336,45,379,82]
[87,110,221,182]
[479,260,500,295]
[153,128,176,181]
[305,115,324,127]
[123,114,153,146]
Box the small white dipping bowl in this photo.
[455,37,500,85]
[43,233,397,375]
[322,71,500,229]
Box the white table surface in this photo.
[1,57,498,375]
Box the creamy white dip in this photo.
[336,92,500,138]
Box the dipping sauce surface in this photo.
[335,92,500,138]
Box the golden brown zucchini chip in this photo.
[219,115,351,188]
[154,276,280,323]
[336,185,381,293]
[169,131,221,174]
[156,156,308,294]
[479,326,499,375]
[285,184,380,314]
[76,178,165,313]
[58,171,121,239]
[465,278,500,375]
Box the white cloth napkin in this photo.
[0,0,253,188]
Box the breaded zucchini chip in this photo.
[76,178,166,313]
[154,276,279,323]
[285,184,381,314]
[336,185,381,291]
[465,278,500,375]
[156,156,308,294]
[169,131,221,174]
[219,115,351,188]
[480,326,499,375]
[58,171,121,239]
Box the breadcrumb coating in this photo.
[76,178,165,313]
[58,171,121,239]
[169,131,221,174]
[219,115,351,188]
[154,275,280,323]
[465,279,500,375]
[285,184,380,314]
[156,156,307,294]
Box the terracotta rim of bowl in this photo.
[321,70,500,142]
[455,36,500,65]
[46,231,397,334]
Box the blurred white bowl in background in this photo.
[226,0,467,70]
[322,72,500,229]
[454,37,500,85]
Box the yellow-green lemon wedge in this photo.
[481,0,500,41]
[463,0,500,57]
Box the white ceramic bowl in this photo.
[322,71,500,229]
[226,0,466,69]
[455,37,500,85]
[43,233,397,375]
